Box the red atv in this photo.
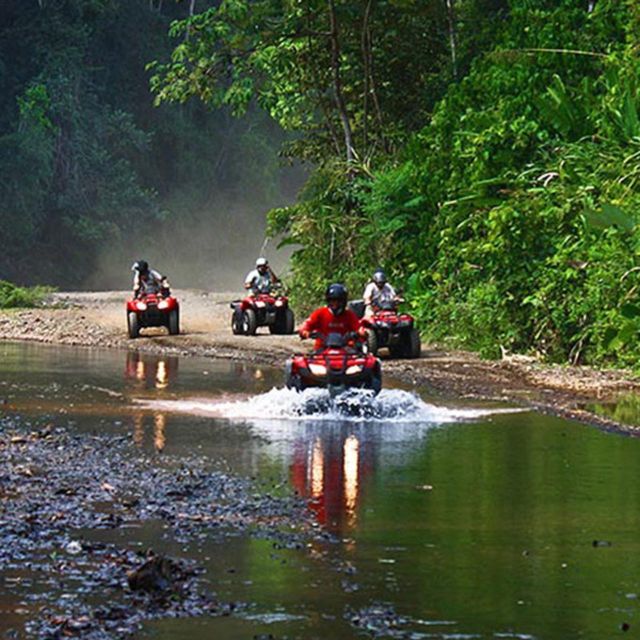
[285,332,382,395]
[126,292,180,339]
[230,288,295,336]
[351,300,421,358]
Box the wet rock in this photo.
[65,541,82,555]
[127,554,178,592]
[592,539,612,547]
[347,603,410,636]
[0,415,311,636]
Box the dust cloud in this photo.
[87,181,301,294]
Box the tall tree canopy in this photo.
[153,0,640,368]
[0,0,295,287]
[150,0,475,164]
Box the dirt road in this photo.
[1,289,640,433]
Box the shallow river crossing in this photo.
[2,341,640,639]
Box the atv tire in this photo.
[285,363,304,392]
[371,374,382,395]
[388,344,403,358]
[231,310,243,335]
[365,328,378,356]
[127,312,139,339]
[284,308,295,334]
[269,318,280,334]
[370,364,383,395]
[404,328,421,359]
[168,309,180,335]
[242,309,257,335]
[271,308,295,335]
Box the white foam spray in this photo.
[136,387,525,425]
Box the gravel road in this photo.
[1,289,640,433]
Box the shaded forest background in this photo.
[0,0,301,290]
[4,0,640,367]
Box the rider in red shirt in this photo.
[299,283,364,350]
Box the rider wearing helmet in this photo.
[363,269,399,317]
[244,257,279,295]
[299,283,364,350]
[132,260,170,298]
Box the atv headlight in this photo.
[308,364,327,376]
[135,302,147,311]
[157,299,169,310]
[275,300,284,307]
[345,364,363,375]
[255,301,266,308]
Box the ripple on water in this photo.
[136,387,524,424]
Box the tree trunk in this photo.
[305,5,342,156]
[328,0,355,163]
[445,0,458,80]
[361,0,373,151]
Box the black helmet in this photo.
[133,260,149,274]
[373,269,386,286]
[325,283,348,315]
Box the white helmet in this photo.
[373,269,387,286]
[256,257,268,268]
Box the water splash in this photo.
[137,387,524,424]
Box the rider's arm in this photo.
[299,308,321,339]
[363,282,377,306]
[268,266,279,283]
[244,270,255,290]
[151,270,168,286]
[349,310,366,338]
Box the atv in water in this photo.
[230,286,295,336]
[126,292,180,339]
[350,299,421,358]
[285,332,382,395]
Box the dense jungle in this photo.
[5,5,640,638]
[3,0,640,368]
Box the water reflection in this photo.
[125,352,178,390]
[290,427,373,532]
[6,342,640,640]
[132,412,167,453]
[585,392,640,429]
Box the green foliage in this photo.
[266,0,640,369]
[358,0,640,368]
[0,281,54,308]
[150,0,460,162]
[267,161,372,311]
[0,0,290,287]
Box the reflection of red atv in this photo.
[351,300,420,358]
[126,292,180,339]
[230,290,295,336]
[285,332,382,395]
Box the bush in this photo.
[0,281,54,308]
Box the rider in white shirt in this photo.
[244,257,278,295]
[132,260,170,297]
[363,269,398,317]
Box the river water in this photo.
[2,341,640,639]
